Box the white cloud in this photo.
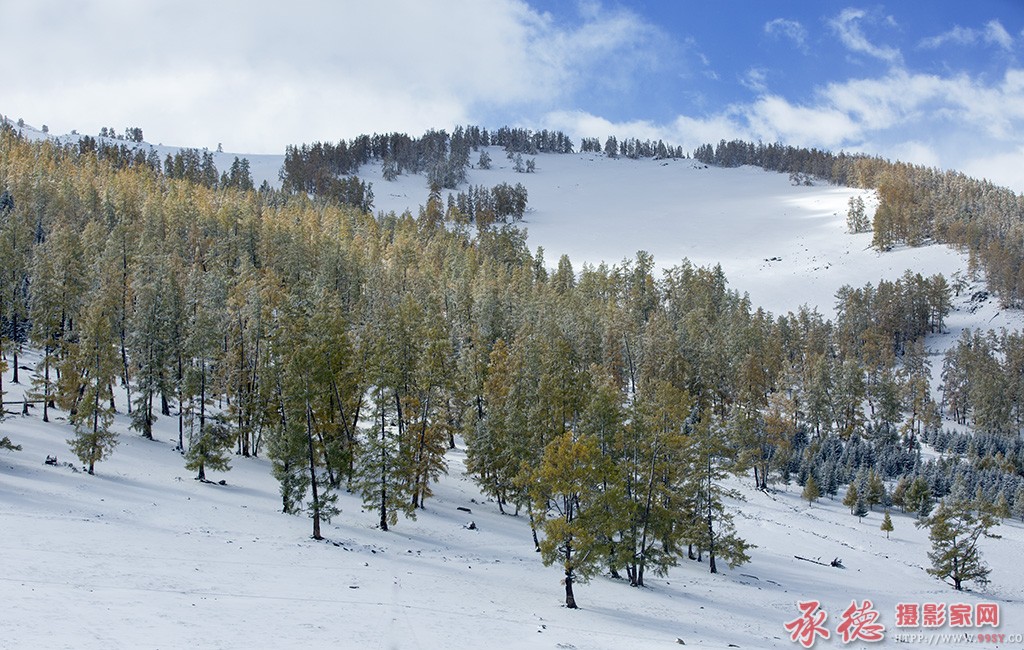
[764,18,808,53]
[745,96,860,148]
[741,68,769,94]
[984,20,1014,51]
[919,20,1014,51]
[962,147,1024,192]
[544,64,1024,193]
[1,0,670,153]
[828,8,902,64]
[919,26,980,49]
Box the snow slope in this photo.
[360,149,968,320]
[3,356,1024,649]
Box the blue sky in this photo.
[4,1,1024,190]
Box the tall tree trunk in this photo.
[379,392,389,531]
[564,542,578,609]
[42,350,50,423]
[528,509,541,551]
[176,354,184,451]
[306,403,323,540]
[89,347,101,476]
[197,358,207,481]
[707,460,717,574]
[119,241,131,414]
[12,345,19,384]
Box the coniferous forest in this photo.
[4,122,1024,605]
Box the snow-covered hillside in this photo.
[2,118,282,191]
[359,149,972,320]
[3,355,1023,649]
[4,121,1024,648]
[5,119,997,323]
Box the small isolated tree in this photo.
[917,499,1000,591]
[843,483,859,514]
[881,511,894,539]
[802,474,821,505]
[854,496,869,521]
[477,150,491,170]
[184,414,234,481]
[525,431,615,609]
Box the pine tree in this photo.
[905,477,933,518]
[891,476,910,512]
[616,379,693,586]
[28,233,64,423]
[846,195,870,233]
[993,490,1011,520]
[803,474,821,505]
[0,184,32,391]
[1013,485,1024,522]
[881,510,894,538]
[917,499,1000,590]
[184,414,234,482]
[353,293,419,531]
[128,252,172,440]
[866,470,886,511]
[854,495,869,520]
[65,273,121,475]
[525,431,615,609]
[268,287,352,538]
[465,338,527,512]
[843,483,860,514]
[180,265,229,481]
[685,415,752,574]
[405,310,453,510]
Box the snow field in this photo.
[3,353,1024,649]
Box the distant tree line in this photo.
[71,132,255,193]
[580,135,686,160]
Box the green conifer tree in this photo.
[802,474,821,505]
[65,275,121,475]
[881,511,894,538]
[843,483,860,514]
[525,431,616,609]
[917,499,1000,590]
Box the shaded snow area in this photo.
[3,358,1024,649]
